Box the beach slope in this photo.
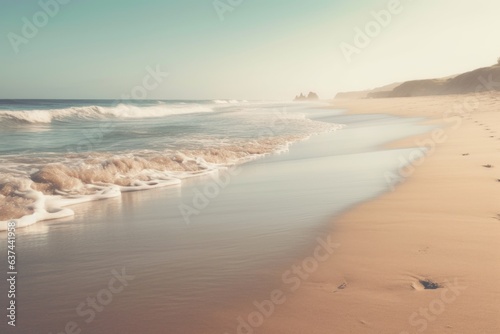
[256,94,500,333]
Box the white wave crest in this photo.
[0,103,214,124]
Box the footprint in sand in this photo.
[305,281,346,293]
[418,246,430,253]
[337,281,348,290]
[412,279,443,291]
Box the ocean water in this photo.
[0,104,433,333]
[0,99,340,229]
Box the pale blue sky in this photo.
[1,0,499,100]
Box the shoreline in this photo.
[251,94,500,333]
[3,96,498,333]
[2,106,434,334]
[1,107,433,334]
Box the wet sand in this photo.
[222,94,500,334]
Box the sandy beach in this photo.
[234,93,500,334]
[3,1,500,333]
[2,96,498,334]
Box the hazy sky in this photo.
[1,0,499,100]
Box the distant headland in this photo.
[294,92,319,101]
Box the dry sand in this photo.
[281,94,500,333]
[213,94,500,334]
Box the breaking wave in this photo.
[0,103,214,124]
[0,98,345,230]
[0,121,343,230]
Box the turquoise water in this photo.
[0,100,339,228]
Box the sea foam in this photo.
[0,100,344,230]
[0,103,214,124]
